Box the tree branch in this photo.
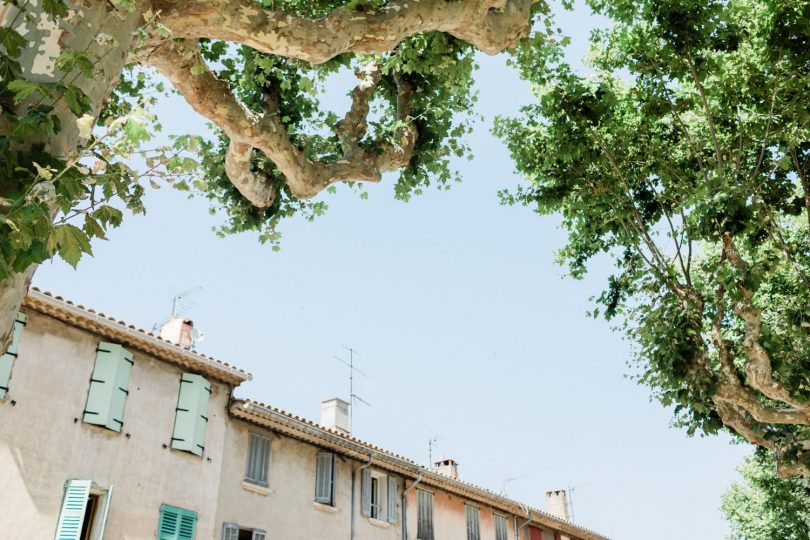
[140,39,416,201]
[153,0,536,64]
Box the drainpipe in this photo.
[516,503,531,540]
[352,452,374,540]
[402,470,424,540]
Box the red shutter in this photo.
[529,527,544,540]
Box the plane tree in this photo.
[496,0,810,475]
[0,0,550,349]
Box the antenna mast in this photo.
[334,346,370,429]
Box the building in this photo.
[0,288,611,540]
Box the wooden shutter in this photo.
[251,530,267,540]
[171,374,211,456]
[0,313,26,399]
[222,523,239,540]
[83,343,133,432]
[245,433,271,486]
[466,505,480,540]
[54,479,91,540]
[494,514,508,540]
[417,489,434,540]
[387,476,398,524]
[360,468,372,517]
[314,451,334,504]
[158,505,197,540]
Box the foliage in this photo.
[495,0,810,472]
[722,451,810,539]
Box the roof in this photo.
[23,288,251,385]
[231,399,612,540]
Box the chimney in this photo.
[545,489,570,521]
[160,316,195,349]
[321,397,350,435]
[434,458,459,480]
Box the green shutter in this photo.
[387,476,398,524]
[171,374,211,456]
[54,479,91,540]
[0,313,26,399]
[158,505,197,540]
[83,342,133,432]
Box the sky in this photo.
[33,2,752,539]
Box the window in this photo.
[466,505,480,540]
[416,489,434,540]
[314,451,336,505]
[0,312,26,399]
[222,522,266,540]
[171,373,211,456]
[54,479,112,540]
[158,504,196,540]
[244,433,271,486]
[83,342,133,432]
[361,469,398,523]
[494,514,509,540]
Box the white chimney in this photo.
[160,316,195,349]
[321,397,350,435]
[546,489,570,521]
[434,458,459,480]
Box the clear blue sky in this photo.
[35,2,751,538]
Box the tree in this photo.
[0,0,548,351]
[495,0,810,475]
[722,451,810,539]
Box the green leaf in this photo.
[55,51,94,78]
[0,27,27,58]
[53,224,92,268]
[63,85,92,116]
[82,214,106,240]
[122,118,151,145]
[7,80,48,103]
[42,0,69,18]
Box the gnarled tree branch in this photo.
[141,38,416,201]
[153,0,536,64]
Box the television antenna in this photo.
[567,482,590,522]
[334,346,370,428]
[171,286,203,317]
[428,437,440,467]
[501,474,529,495]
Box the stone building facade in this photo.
[0,289,610,540]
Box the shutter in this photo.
[387,476,398,524]
[171,374,211,456]
[83,343,133,432]
[417,489,433,540]
[252,530,267,540]
[0,313,26,399]
[314,451,333,504]
[245,433,271,485]
[222,523,239,540]
[97,485,113,539]
[360,468,372,517]
[158,505,196,540]
[54,479,91,540]
[466,506,480,540]
[495,515,508,540]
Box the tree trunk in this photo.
[0,0,147,351]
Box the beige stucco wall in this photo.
[404,485,515,540]
[215,417,403,540]
[0,310,231,539]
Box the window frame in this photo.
[314,450,336,506]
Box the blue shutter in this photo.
[83,343,133,432]
[158,505,196,540]
[314,451,334,504]
[0,313,26,399]
[54,479,91,540]
[171,374,211,456]
[360,468,372,516]
[387,476,398,524]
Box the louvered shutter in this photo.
[494,515,508,540]
[387,476,398,524]
[54,479,91,540]
[466,505,480,540]
[158,505,196,540]
[252,530,267,540]
[314,451,334,504]
[83,343,133,432]
[0,313,26,399]
[360,468,372,516]
[245,433,271,486]
[171,374,211,456]
[417,489,434,540]
[222,522,239,540]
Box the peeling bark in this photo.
[153,0,536,64]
